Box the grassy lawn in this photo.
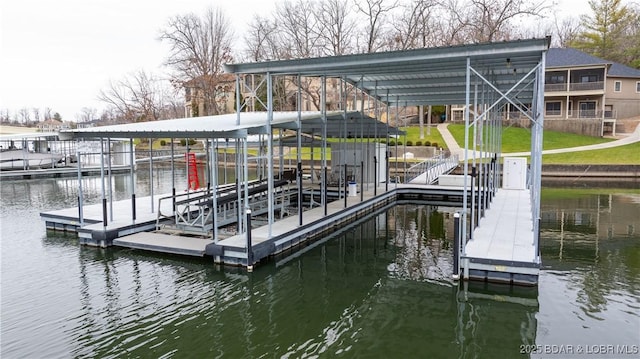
[395,126,447,148]
[542,142,640,164]
[445,124,639,164]
[447,124,613,152]
[542,187,640,198]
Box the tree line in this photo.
[4,0,637,126]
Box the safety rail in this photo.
[156,179,293,235]
[404,154,459,184]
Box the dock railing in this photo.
[404,153,459,184]
[156,179,294,235]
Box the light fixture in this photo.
[506,58,512,68]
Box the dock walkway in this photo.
[41,178,539,284]
[462,188,539,284]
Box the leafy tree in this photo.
[571,0,638,66]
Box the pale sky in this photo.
[0,0,588,122]
[0,0,276,121]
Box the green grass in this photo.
[446,124,639,164]
[542,187,640,198]
[396,126,447,148]
[542,142,640,164]
[447,124,614,153]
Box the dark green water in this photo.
[1,171,639,358]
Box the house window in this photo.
[549,74,565,83]
[614,81,621,92]
[636,81,640,93]
[581,75,598,83]
[545,101,562,116]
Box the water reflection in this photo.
[3,175,638,358]
[537,190,640,355]
[34,204,539,358]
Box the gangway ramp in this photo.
[156,179,292,235]
[406,154,459,184]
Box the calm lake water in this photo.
[1,170,639,358]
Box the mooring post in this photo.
[298,162,303,226]
[324,167,328,216]
[344,163,348,208]
[373,156,377,196]
[360,161,364,202]
[453,212,461,280]
[385,150,389,192]
[470,166,476,239]
[246,208,253,272]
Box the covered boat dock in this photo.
[45,37,550,285]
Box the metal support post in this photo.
[453,212,461,280]
[100,138,107,227]
[129,138,136,221]
[360,161,364,202]
[246,209,253,271]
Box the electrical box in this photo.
[503,157,527,190]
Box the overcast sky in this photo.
[0,0,588,122]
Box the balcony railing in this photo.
[544,81,604,92]
[545,83,567,92]
[543,109,617,119]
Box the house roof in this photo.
[546,48,609,68]
[547,48,640,78]
[608,62,640,78]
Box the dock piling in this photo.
[246,208,253,271]
[453,212,461,280]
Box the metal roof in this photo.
[0,132,60,141]
[58,111,400,140]
[224,38,551,106]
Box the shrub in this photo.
[396,141,403,146]
[406,140,413,146]
[415,140,422,146]
[431,142,439,148]
[425,141,431,146]
[188,139,197,146]
[180,139,186,146]
[388,140,396,146]
[160,140,167,146]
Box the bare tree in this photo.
[274,0,322,58]
[314,0,357,56]
[98,70,172,122]
[18,108,30,125]
[43,107,53,121]
[31,108,40,123]
[389,0,439,50]
[441,0,550,44]
[0,109,10,124]
[356,0,399,53]
[244,15,280,61]
[76,107,97,123]
[160,7,234,116]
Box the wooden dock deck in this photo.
[462,188,540,285]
